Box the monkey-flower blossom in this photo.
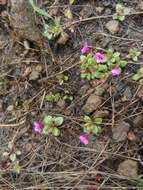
[34,122,43,133]
[81,42,91,54]
[79,133,89,145]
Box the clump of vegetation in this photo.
[132,68,143,83]
[56,74,68,85]
[127,49,141,61]
[45,93,60,102]
[34,116,64,136]
[113,4,130,21]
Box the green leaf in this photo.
[42,125,51,134]
[54,93,60,101]
[132,74,140,81]
[97,64,107,72]
[70,0,75,4]
[45,94,53,101]
[10,153,16,162]
[139,68,143,73]
[64,76,68,81]
[113,14,118,20]
[13,162,20,174]
[133,56,138,61]
[84,125,91,133]
[69,96,73,101]
[92,125,98,134]
[94,118,102,124]
[124,8,130,15]
[110,58,115,63]
[120,60,127,67]
[65,10,71,19]
[84,115,91,121]
[7,105,14,111]
[94,71,101,79]
[119,15,125,21]
[52,127,60,136]
[136,51,141,56]
[113,52,120,57]
[54,117,64,126]
[43,116,52,124]
[81,73,86,78]
[87,73,91,80]
[139,79,143,83]
[80,55,86,62]
[16,151,21,155]
[116,4,123,11]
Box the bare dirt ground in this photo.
[1,0,143,189]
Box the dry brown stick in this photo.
[0,117,26,127]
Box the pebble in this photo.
[82,94,102,114]
[29,70,39,81]
[57,32,69,45]
[92,110,109,118]
[117,159,138,179]
[127,131,137,142]
[112,121,130,142]
[106,20,120,34]
[134,115,143,128]
[123,87,132,100]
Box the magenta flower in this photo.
[79,133,89,145]
[95,53,106,64]
[34,122,43,133]
[111,65,120,76]
[81,42,91,54]
[99,77,103,84]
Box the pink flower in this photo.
[79,133,89,145]
[95,53,106,64]
[81,42,91,54]
[99,77,103,84]
[111,65,120,76]
[34,122,43,133]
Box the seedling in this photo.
[63,90,73,101]
[45,93,60,102]
[132,68,143,83]
[42,116,64,136]
[7,101,19,116]
[113,4,130,21]
[29,0,64,40]
[127,49,141,61]
[83,116,102,135]
[56,74,68,85]
[3,142,21,173]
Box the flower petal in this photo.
[79,133,89,145]
[81,42,91,54]
[111,65,120,76]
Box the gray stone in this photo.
[106,20,120,34]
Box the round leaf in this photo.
[10,153,16,162]
[43,116,52,124]
[84,115,91,121]
[132,74,140,81]
[94,118,102,124]
[84,125,91,133]
[54,117,64,126]
[52,127,60,136]
[92,125,98,134]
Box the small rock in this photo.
[57,33,69,45]
[117,159,138,179]
[35,65,43,73]
[82,94,102,114]
[138,1,143,11]
[0,100,3,112]
[123,87,132,100]
[92,110,109,118]
[57,99,65,109]
[112,121,130,142]
[103,0,111,7]
[94,83,108,96]
[29,70,39,80]
[95,7,104,15]
[127,131,137,142]
[78,84,90,95]
[104,8,112,15]
[137,85,143,99]
[106,20,120,34]
[134,115,143,128]
[79,3,92,18]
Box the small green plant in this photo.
[45,93,60,102]
[80,43,127,83]
[7,101,19,116]
[132,68,143,83]
[3,142,21,173]
[29,0,64,39]
[56,74,68,85]
[83,116,102,135]
[127,49,141,61]
[63,90,73,101]
[113,4,130,21]
[42,116,64,136]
